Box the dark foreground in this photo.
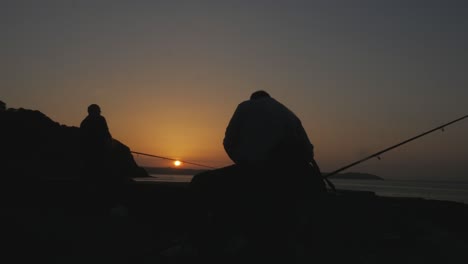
[2,180,468,264]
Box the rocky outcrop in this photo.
[0,107,148,181]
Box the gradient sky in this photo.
[1,1,467,180]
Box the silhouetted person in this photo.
[80,104,112,179]
[188,91,325,260]
[192,90,324,201]
[224,90,315,166]
[79,104,117,213]
[0,100,5,112]
[80,104,112,154]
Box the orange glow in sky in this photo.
[2,2,468,181]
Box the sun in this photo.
[174,160,182,167]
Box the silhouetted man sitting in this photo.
[79,104,117,212]
[188,91,325,260]
[80,104,113,174]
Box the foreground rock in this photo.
[2,181,468,264]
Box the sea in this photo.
[136,174,468,204]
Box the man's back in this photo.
[223,96,314,165]
[80,114,111,151]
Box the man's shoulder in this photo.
[80,115,107,125]
[235,100,255,112]
[80,116,90,126]
[237,99,252,107]
[238,97,278,107]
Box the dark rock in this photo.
[0,107,148,182]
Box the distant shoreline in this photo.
[143,167,384,180]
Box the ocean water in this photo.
[332,179,468,204]
[136,174,468,204]
[136,174,194,183]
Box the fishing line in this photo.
[130,151,217,169]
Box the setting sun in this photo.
[174,160,182,167]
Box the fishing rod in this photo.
[324,114,468,179]
[130,151,217,169]
[130,114,467,177]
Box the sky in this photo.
[1,1,467,181]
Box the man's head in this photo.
[87,104,101,116]
[250,90,271,100]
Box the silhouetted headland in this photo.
[0,106,148,182]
